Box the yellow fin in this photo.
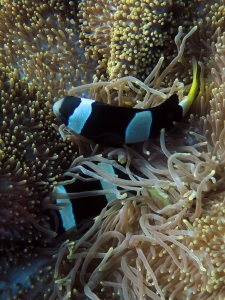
[179,56,199,116]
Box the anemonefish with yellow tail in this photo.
[53,57,198,146]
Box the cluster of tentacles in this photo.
[1,0,225,300]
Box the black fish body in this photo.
[53,94,183,146]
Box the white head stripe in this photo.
[53,98,64,119]
[125,111,152,143]
[68,98,95,134]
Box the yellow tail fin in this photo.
[178,56,199,116]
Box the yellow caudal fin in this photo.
[178,56,199,116]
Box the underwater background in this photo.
[1,0,225,299]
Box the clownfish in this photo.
[55,162,132,233]
[53,58,198,146]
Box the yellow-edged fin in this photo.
[179,56,199,116]
[148,188,170,207]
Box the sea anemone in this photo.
[48,14,225,299]
[78,0,195,81]
[0,0,96,100]
[0,65,76,255]
[0,0,94,257]
[78,0,225,83]
[1,0,225,299]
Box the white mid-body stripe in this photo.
[98,162,117,202]
[68,97,95,134]
[56,185,76,230]
[125,110,152,143]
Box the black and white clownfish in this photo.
[55,162,133,233]
[53,58,198,146]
